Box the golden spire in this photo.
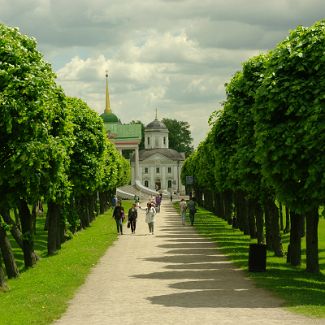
[105,70,111,114]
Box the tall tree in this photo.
[254,20,325,272]
[162,118,194,156]
[0,23,72,267]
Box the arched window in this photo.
[144,180,149,187]
[168,180,172,188]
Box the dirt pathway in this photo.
[53,201,324,325]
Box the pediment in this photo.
[142,153,170,162]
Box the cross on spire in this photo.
[105,70,111,113]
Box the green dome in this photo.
[100,112,120,123]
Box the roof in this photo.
[131,148,185,161]
[100,112,120,123]
[146,118,167,130]
[104,123,142,140]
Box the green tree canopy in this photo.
[162,118,194,156]
[67,97,106,197]
[0,24,72,207]
[254,20,325,214]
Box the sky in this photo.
[1,0,324,147]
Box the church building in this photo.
[100,71,185,195]
[131,115,185,194]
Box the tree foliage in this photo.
[181,19,325,272]
[254,21,325,213]
[0,23,131,281]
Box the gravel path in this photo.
[53,201,324,325]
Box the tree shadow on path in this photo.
[132,214,282,309]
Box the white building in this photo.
[131,117,185,195]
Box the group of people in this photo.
[179,197,197,226]
[112,194,197,236]
[112,194,163,235]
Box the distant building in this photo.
[131,114,185,194]
[100,72,185,194]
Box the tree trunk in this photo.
[284,206,290,233]
[235,191,248,234]
[255,202,264,244]
[18,199,38,268]
[305,208,319,273]
[13,208,20,229]
[0,224,19,278]
[269,200,283,257]
[31,203,37,235]
[47,201,60,256]
[264,205,272,250]
[77,196,90,229]
[288,211,303,266]
[0,252,8,291]
[215,192,223,218]
[266,199,284,257]
[224,191,233,225]
[99,192,105,214]
[0,209,23,249]
[219,192,226,220]
[279,202,284,231]
[248,199,257,239]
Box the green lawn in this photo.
[190,206,325,318]
[0,200,133,325]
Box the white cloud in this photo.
[2,0,325,146]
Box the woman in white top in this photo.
[145,202,156,234]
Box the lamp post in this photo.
[177,160,180,194]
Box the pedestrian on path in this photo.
[128,203,138,234]
[187,197,197,226]
[179,198,187,225]
[145,202,156,234]
[155,194,161,213]
[112,201,124,235]
[112,195,118,208]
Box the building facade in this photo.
[131,118,185,194]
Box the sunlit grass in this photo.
[175,203,325,318]
[0,200,133,325]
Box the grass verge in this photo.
[0,203,133,325]
[176,203,325,318]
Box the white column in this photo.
[150,166,155,190]
[161,165,166,190]
[135,146,139,181]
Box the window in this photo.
[144,167,148,174]
[168,167,172,173]
[168,180,172,188]
[144,180,149,187]
[147,137,150,145]
[156,167,160,173]
[163,137,166,145]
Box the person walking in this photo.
[155,195,161,213]
[145,202,156,235]
[179,198,187,225]
[187,197,197,226]
[112,195,118,208]
[112,201,124,235]
[128,203,138,234]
